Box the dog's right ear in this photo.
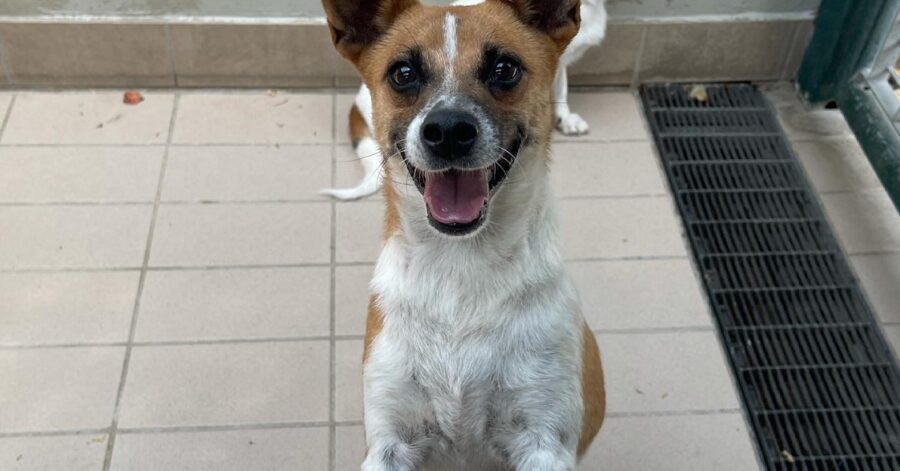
[321,0,419,64]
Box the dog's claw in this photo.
[556,113,590,136]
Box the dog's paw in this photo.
[556,112,590,136]
[516,449,576,471]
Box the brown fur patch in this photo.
[363,296,386,365]
[578,323,605,457]
[348,104,369,148]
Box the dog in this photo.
[322,0,606,200]
[321,0,605,469]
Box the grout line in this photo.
[0,30,15,86]
[101,92,180,471]
[0,93,17,142]
[605,409,743,419]
[328,90,338,471]
[0,335,360,350]
[163,24,179,88]
[0,255,708,275]
[0,142,334,148]
[594,326,715,335]
[0,201,154,207]
[629,25,649,89]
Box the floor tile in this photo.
[821,190,900,254]
[335,264,373,336]
[851,254,900,325]
[550,142,666,198]
[135,267,331,342]
[567,259,711,331]
[335,340,364,422]
[559,197,687,260]
[793,139,881,193]
[0,206,151,269]
[118,342,329,427]
[884,326,900,361]
[599,332,740,413]
[336,201,383,264]
[578,413,758,471]
[150,203,331,267]
[0,93,13,121]
[2,92,174,144]
[335,425,367,471]
[0,146,163,203]
[111,428,329,471]
[163,145,332,202]
[172,92,332,144]
[0,435,108,471]
[765,84,853,140]
[0,272,138,345]
[556,92,649,142]
[0,347,124,432]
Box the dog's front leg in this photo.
[362,362,433,471]
[505,431,578,471]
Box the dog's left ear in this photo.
[322,0,420,64]
[495,0,581,49]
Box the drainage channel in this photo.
[640,83,900,470]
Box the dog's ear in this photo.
[321,0,419,63]
[494,0,581,49]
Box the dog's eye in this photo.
[491,58,521,85]
[388,61,419,91]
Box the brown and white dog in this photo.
[322,1,605,469]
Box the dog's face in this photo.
[324,0,580,236]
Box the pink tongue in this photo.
[424,170,489,225]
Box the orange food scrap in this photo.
[123,91,144,105]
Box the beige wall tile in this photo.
[599,331,740,413]
[136,267,331,342]
[170,24,336,88]
[150,203,331,267]
[0,272,138,346]
[163,145,332,202]
[119,342,329,427]
[0,206,152,270]
[0,147,164,203]
[0,435,108,471]
[3,92,174,145]
[0,23,173,87]
[173,92,332,145]
[640,21,797,82]
[335,340,364,422]
[0,347,124,431]
[579,413,758,470]
[568,259,711,331]
[111,428,329,471]
[782,21,815,80]
[569,25,643,86]
[551,142,666,197]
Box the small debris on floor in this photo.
[635,388,644,395]
[266,89,278,97]
[16,454,23,462]
[123,91,144,105]
[687,84,709,103]
[781,449,795,463]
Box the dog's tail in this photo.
[320,89,383,201]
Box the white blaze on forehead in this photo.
[443,13,458,82]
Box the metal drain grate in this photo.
[641,83,900,470]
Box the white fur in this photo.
[324,0,608,200]
[364,145,587,470]
[444,13,458,73]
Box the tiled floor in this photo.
[0,86,897,471]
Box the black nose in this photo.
[421,109,479,160]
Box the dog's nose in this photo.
[421,109,479,160]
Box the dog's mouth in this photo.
[405,139,521,236]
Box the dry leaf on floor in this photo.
[123,91,144,105]
[688,84,709,103]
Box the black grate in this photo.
[641,84,900,470]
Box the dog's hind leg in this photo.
[553,66,589,136]
[321,85,384,200]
